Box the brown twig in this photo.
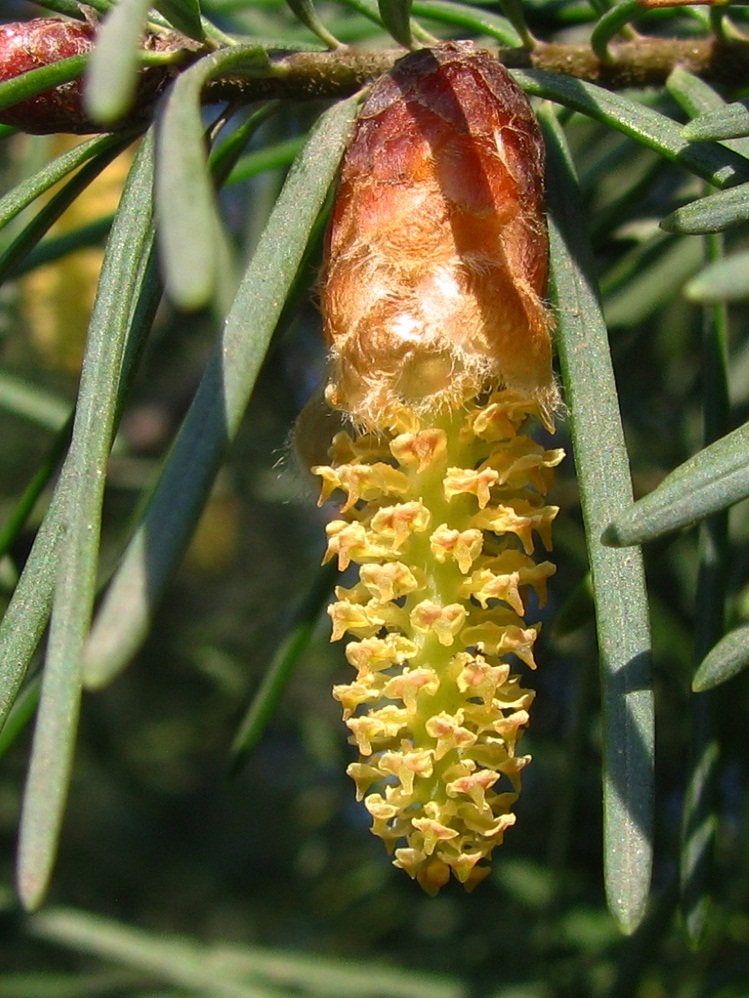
[204,37,749,105]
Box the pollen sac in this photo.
[316,391,561,894]
[321,41,558,428]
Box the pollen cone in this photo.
[311,42,563,893]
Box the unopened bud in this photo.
[0,18,176,134]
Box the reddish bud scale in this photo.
[322,41,558,428]
[0,18,173,134]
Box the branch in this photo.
[4,18,749,135]
[205,37,749,103]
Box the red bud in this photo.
[0,18,173,134]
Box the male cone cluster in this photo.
[313,41,563,893]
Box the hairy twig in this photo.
[204,37,749,104]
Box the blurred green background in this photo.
[1,0,749,995]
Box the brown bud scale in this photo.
[321,41,558,429]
